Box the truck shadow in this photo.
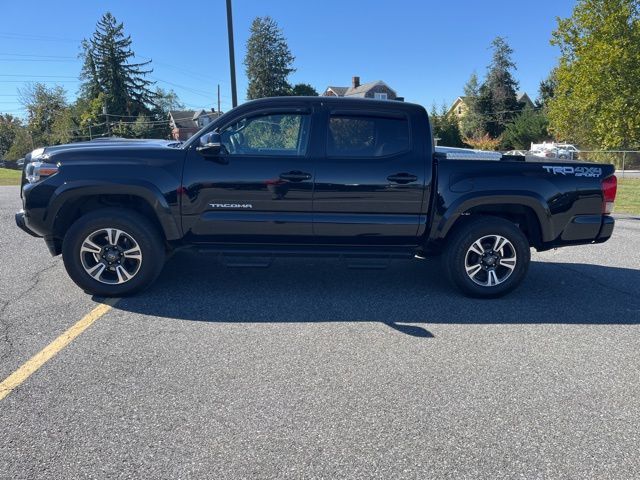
[105,251,640,338]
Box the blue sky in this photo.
[0,0,576,117]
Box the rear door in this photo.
[312,106,426,244]
[181,105,317,243]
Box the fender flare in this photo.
[46,180,182,240]
[433,191,553,242]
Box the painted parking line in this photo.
[0,298,119,401]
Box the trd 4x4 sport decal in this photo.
[543,165,602,178]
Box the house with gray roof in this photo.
[169,109,222,141]
[322,76,399,101]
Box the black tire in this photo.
[62,208,165,297]
[443,216,531,298]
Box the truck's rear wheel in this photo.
[443,216,530,298]
[62,208,165,297]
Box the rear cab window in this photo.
[327,114,410,158]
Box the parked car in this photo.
[3,159,20,170]
[530,142,579,160]
[16,97,617,298]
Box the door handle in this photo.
[387,173,418,184]
[279,171,312,182]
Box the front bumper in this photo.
[15,210,42,238]
[16,210,61,255]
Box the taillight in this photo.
[601,175,617,214]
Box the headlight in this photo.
[30,147,46,160]
[25,161,59,183]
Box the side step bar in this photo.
[190,245,418,269]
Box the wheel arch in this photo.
[434,194,550,249]
[49,182,181,252]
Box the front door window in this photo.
[218,113,311,156]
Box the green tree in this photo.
[290,83,318,96]
[245,16,295,99]
[5,127,33,160]
[131,115,153,138]
[76,93,108,139]
[153,88,184,113]
[477,37,521,137]
[83,12,156,117]
[50,107,78,144]
[18,83,69,147]
[430,103,464,147]
[502,107,550,150]
[0,114,23,158]
[547,0,640,148]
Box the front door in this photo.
[181,107,315,243]
[313,108,426,245]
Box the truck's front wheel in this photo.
[443,216,530,298]
[62,208,165,297]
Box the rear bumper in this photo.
[15,210,42,238]
[595,215,615,243]
[539,214,615,250]
[560,214,615,242]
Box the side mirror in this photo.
[196,132,222,157]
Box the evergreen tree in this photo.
[79,39,101,101]
[477,37,520,137]
[459,73,486,139]
[430,103,464,147]
[502,107,550,150]
[83,12,156,117]
[245,17,295,99]
[536,72,556,109]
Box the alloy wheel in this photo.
[79,228,143,285]
[464,234,517,287]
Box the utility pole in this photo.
[102,105,111,136]
[88,124,93,140]
[217,83,221,115]
[226,0,238,108]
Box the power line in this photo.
[0,80,80,83]
[0,74,79,78]
[151,77,216,98]
[0,32,78,43]
[0,58,80,63]
[0,52,77,59]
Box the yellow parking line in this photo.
[0,298,119,401]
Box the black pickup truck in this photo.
[15,97,617,298]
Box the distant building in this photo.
[447,92,535,120]
[322,76,400,101]
[169,109,222,141]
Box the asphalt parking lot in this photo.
[1,185,639,479]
